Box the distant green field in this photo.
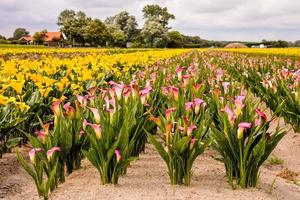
[0,44,46,49]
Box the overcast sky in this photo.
[0,0,299,41]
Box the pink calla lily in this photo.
[90,108,101,124]
[29,148,42,164]
[47,147,61,161]
[237,122,252,139]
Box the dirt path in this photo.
[2,127,299,200]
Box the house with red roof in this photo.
[18,32,66,47]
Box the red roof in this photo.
[19,35,32,41]
[43,32,63,42]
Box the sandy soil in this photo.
[1,123,299,200]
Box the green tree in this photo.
[106,25,126,47]
[167,31,183,48]
[57,9,89,46]
[294,40,300,47]
[33,29,47,45]
[142,4,175,28]
[0,34,6,40]
[105,11,137,42]
[13,28,29,40]
[83,19,109,47]
[141,19,167,47]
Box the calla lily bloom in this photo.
[115,149,122,163]
[29,148,42,164]
[187,125,197,136]
[182,74,190,87]
[76,95,87,107]
[222,82,230,93]
[189,138,197,150]
[193,98,205,115]
[37,131,47,142]
[47,147,61,161]
[224,105,236,125]
[150,116,161,126]
[63,102,75,118]
[165,123,173,144]
[185,102,193,111]
[176,66,185,81]
[165,107,176,122]
[51,101,61,117]
[169,86,179,101]
[43,122,51,135]
[90,108,101,124]
[234,96,245,116]
[255,109,267,121]
[79,130,85,139]
[237,122,252,139]
[83,119,90,131]
[91,124,102,140]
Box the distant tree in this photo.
[141,19,168,47]
[13,28,29,40]
[106,25,126,47]
[294,40,300,47]
[83,19,109,46]
[0,34,6,40]
[105,11,138,42]
[142,4,175,28]
[167,31,183,48]
[57,9,89,46]
[33,29,47,45]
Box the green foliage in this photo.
[82,93,139,184]
[210,94,285,188]
[168,31,184,48]
[142,4,175,27]
[13,28,29,40]
[17,148,59,200]
[83,19,109,47]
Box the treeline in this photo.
[1,4,300,48]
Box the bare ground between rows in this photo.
[1,126,299,200]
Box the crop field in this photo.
[0,48,299,200]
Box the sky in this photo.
[0,0,299,42]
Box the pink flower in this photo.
[165,107,176,122]
[83,119,90,130]
[109,81,123,100]
[107,109,115,124]
[169,86,179,101]
[187,125,197,136]
[63,102,75,118]
[79,130,85,139]
[161,87,169,95]
[189,138,197,150]
[51,101,61,116]
[43,122,51,135]
[255,109,267,121]
[237,122,252,139]
[224,105,236,125]
[115,149,121,163]
[234,95,245,116]
[37,131,47,142]
[185,102,193,111]
[76,95,87,107]
[29,148,42,164]
[193,98,205,115]
[176,66,185,81]
[91,124,102,140]
[183,74,190,87]
[90,108,100,124]
[222,82,230,93]
[46,147,61,161]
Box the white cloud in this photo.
[0,0,299,41]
